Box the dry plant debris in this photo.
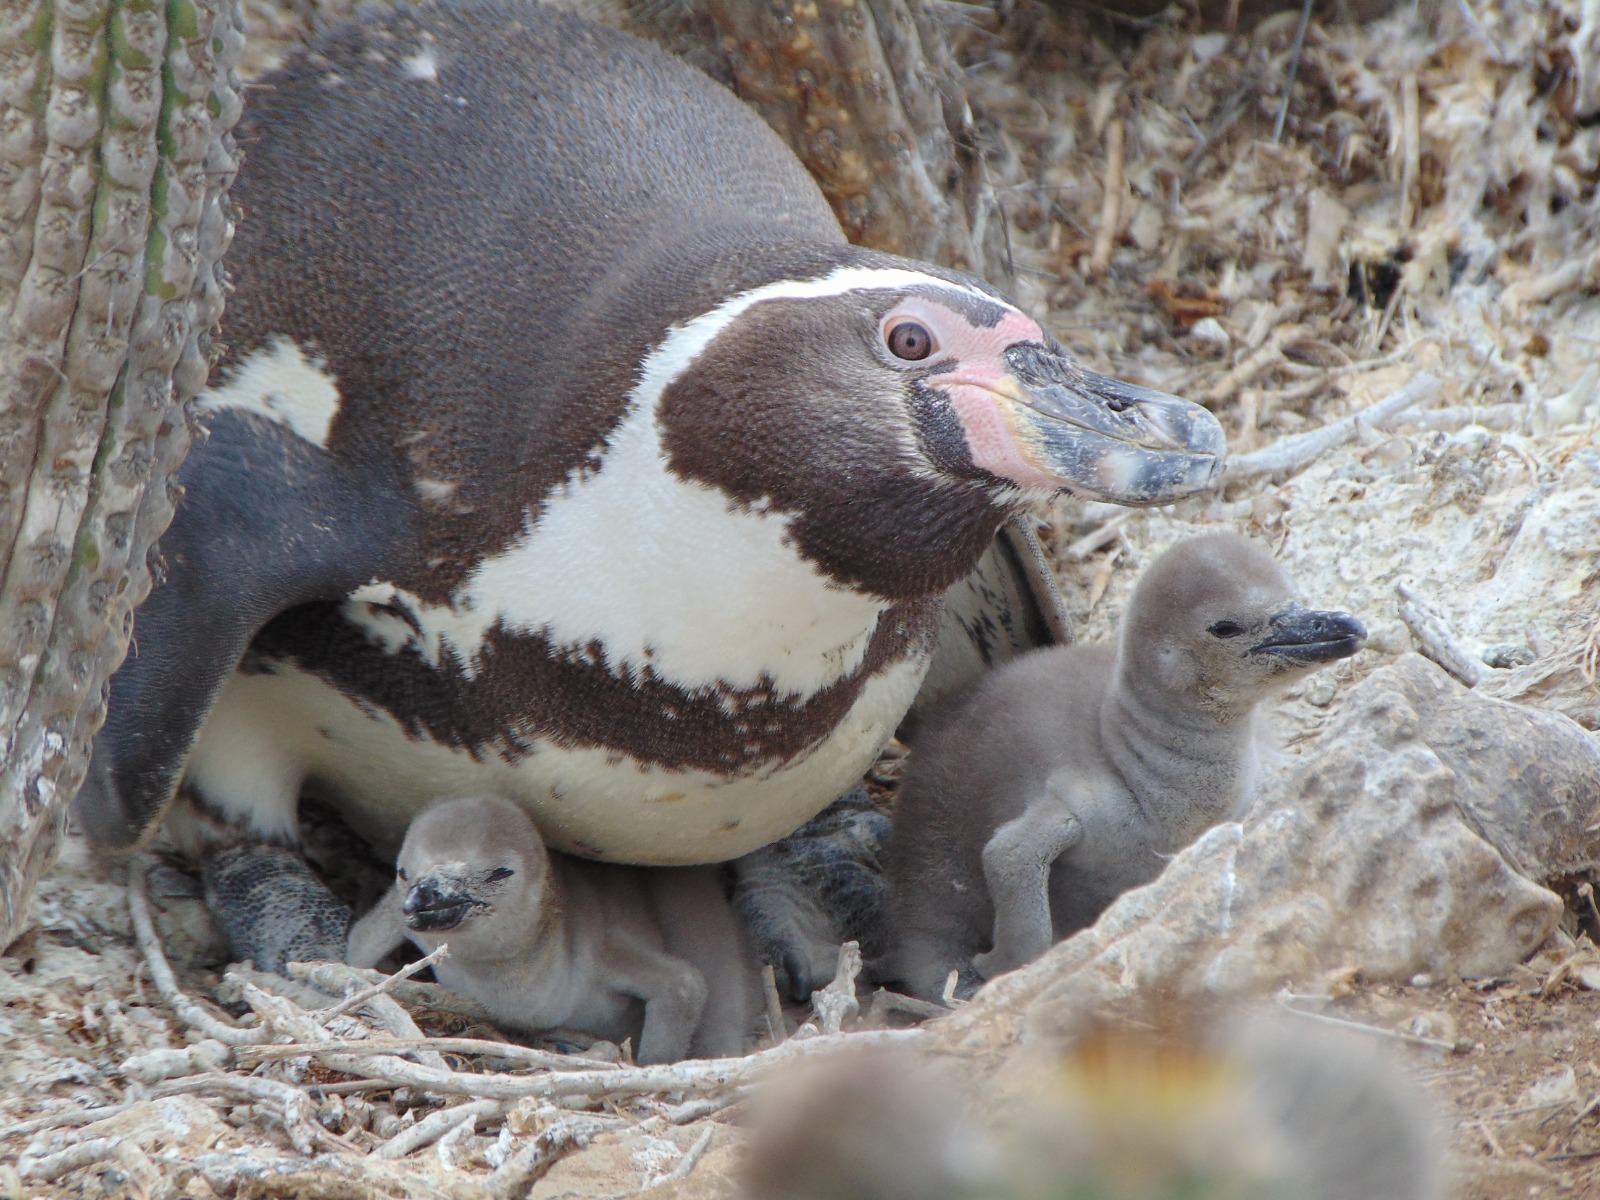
[3,848,919,1198]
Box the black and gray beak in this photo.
[1249,604,1368,665]
[402,872,478,933]
[998,342,1226,505]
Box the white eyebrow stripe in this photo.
[633,265,1018,404]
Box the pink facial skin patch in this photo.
[878,299,1066,491]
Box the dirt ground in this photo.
[4,0,1600,1196]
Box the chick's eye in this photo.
[396,867,409,882]
[885,320,935,362]
[485,867,515,883]
[1208,620,1245,639]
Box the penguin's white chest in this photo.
[351,395,890,696]
[189,649,927,863]
[186,398,934,862]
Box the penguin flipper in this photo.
[346,881,409,970]
[973,805,1083,981]
[74,409,417,851]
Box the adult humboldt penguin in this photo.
[75,0,1226,968]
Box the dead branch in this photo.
[150,1071,330,1156]
[315,944,450,1016]
[128,857,260,1047]
[279,959,451,1071]
[1089,119,1126,279]
[1066,513,1132,561]
[649,1126,717,1189]
[866,988,950,1025]
[1203,324,1307,407]
[240,1035,619,1073]
[288,958,497,1024]
[761,964,788,1045]
[18,1137,124,1184]
[122,1037,235,1084]
[6,1102,138,1141]
[250,1026,923,1105]
[1224,372,1442,485]
[1279,995,1470,1054]
[374,1097,505,1160]
[811,940,864,1035]
[1396,582,1488,688]
[485,1117,609,1200]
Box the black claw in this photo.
[782,950,812,1003]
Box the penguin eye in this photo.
[885,320,936,362]
[1208,620,1245,639]
[485,867,515,882]
[396,867,409,882]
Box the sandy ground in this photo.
[4,0,1600,1196]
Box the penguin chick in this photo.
[346,796,758,1064]
[739,1046,988,1200]
[888,533,1367,998]
[739,1013,1442,1200]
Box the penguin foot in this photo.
[202,843,351,973]
[731,786,894,1002]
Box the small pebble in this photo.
[1303,674,1339,707]
[316,1095,346,1131]
[1407,1011,1457,1043]
[344,1096,375,1132]
[1482,643,1536,669]
[1189,317,1230,356]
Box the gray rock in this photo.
[937,655,1591,1049]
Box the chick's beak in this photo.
[996,342,1226,504]
[1249,604,1368,664]
[402,872,478,933]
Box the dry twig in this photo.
[1396,582,1486,688]
[316,944,450,1016]
[866,988,949,1024]
[290,958,498,1023]
[1273,0,1315,143]
[1065,512,1131,561]
[127,857,260,1047]
[646,1125,717,1190]
[1279,997,1470,1054]
[151,1071,333,1155]
[18,1138,124,1184]
[1089,118,1125,278]
[811,940,864,1036]
[241,1034,617,1072]
[374,1097,505,1160]
[760,964,788,1045]
[1203,324,1306,407]
[486,1116,613,1199]
[1399,72,1420,229]
[1224,372,1442,485]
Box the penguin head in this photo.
[1120,533,1367,711]
[652,254,1226,599]
[393,795,553,955]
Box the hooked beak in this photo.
[995,343,1226,504]
[402,872,479,933]
[1249,604,1368,664]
